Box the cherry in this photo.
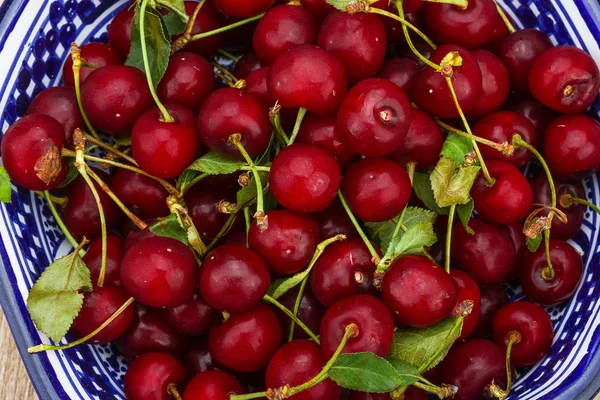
[1,114,66,191]
[269,144,341,213]
[317,11,386,83]
[521,239,583,306]
[342,158,412,222]
[439,339,507,400]
[121,236,197,308]
[267,44,348,114]
[199,244,270,313]
[503,95,560,146]
[183,370,246,400]
[387,108,445,169]
[493,301,553,366]
[451,217,516,285]
[471,160,533,225]
[157,52,215,114]
[376,58,420,99]
[313,199,358,240]
[111,169,170,219]
[212,0,273,18]
[81,65,154,136]
[300,0,335,21]
[466,49,510,118]
[273,286,325,341]
[197,87,271,159]
[472,111,536,168]
[544,114,600,179]
[382,255,458,328]
[371,1,424,45]
[108,7,134,58]
[337,78,411,157]
[497,29,552,93]
[296,112,356,167]
[266,340,342,400]
[486,10,511,50]
[413,44,482,119]
[473,286,510,339]
[82,234,125,287]
[185,182,236,240]
[450,270,481,340]
[26,86,84,146]
[183,339,217,377]
[124,353,186,400]
[530,174,586,240]
[399,39,434,69]
[320,294,394,358]
[504,222,527,277]
[166,293,222,336]
[234,52,262,79]
[63,42,122,86]
[180,1,222,57]
[125,224,157,250]
[244,67,273,106]
[209,304,281,372]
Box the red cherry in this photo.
[244,66,273,106]
[266,340,342,400]
[472,286,509,339]
[376,58,420,99]
[342,158,412,222]
[503,95,560,146]
[108,7,134,58]
[493,301,553,366]
[313,199,358,240]
[125,225,157,251]
[185,182,236,240]
[209,304,282,372]
[521,239,583,306]
[111,169,169,219]
[183,370,246,400]
[166,293,221,336]
[337,78,412,157]
[300,0,335,20]
[486,10,511,50]
[273,286,325,341]
[466,49,510,118]
[320,294,394,358]
[180,1,222,57]
[503,222,527,278]
[234,52,262,79]
[382,255,458,327]
[267,44,348,115]
[183,339,217,377]
[296,112,356,167]
[63,42,122,86]
[124,353,185,400]
[121,236,197,308]
[269,144,341,213]
[450,270,481,340]
[399,39,434,69]
[212,0,274,18]
[82,234,125,287]
[1,114,66,190]
[317,11,386,83]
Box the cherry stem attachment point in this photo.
[494,0,516,33]
[489,330,521,400]
[190,13,266,42]
[287,107,308,145]
[413,381,458,399]
[445,204,456,274]
[70,43,100,140]
[263,294,321,344]
[562,195,600,216]
[269,103,290,146]
[43,190,80,251]
[337,190,381,264]
[167,384,183,400]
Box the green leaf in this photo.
[126,7,171,88]
[527,232,543,252]
[329,353,405,393]
[402,207,438,230]
[0,166,11,203]
[58,158,78,189]
[155,0,188,24]
[236,171,269,206]
[27,251,92,342]
[188,152,247,175]
[386,359,422,387]
[430,157,480,207]
[413,172,450,215]
[389,317,463,372]
[178,169,199,192]
[324,0,354,11]
[270,268,311,299]
[440,133,473,167]
[456,199,474,235]
[162,13,186,36]
[150,214,189,245]
[390,221,437,257]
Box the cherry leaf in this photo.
[430,157,480,207]
[413,172,450,215]
[58,158,78,189]
[391,221,437,257]
[527,232,543,252]
[188,152,247,175]
[162,13,187,36]
[324,0,356,12]
[155,0,188,25]
[440,133,473,167]
[0,166,11,203]
[386,359,422,387]
[269,267,312,300]
[329,352,407,393]
[456,199,475,235]
[150,214,189,246]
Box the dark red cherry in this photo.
[311,238,377,307]
[273,286,325,341]
[466,49,510,118]
[313,199,358,240]
[183,339,217,377]
[266,340,342,400]
[493,301,553,366]
[388,108,445,169]
[317,11,386,83]
[371,1,423,45]
[530,174,586,240]
[234,52,262,79]
[529,45,600,114]
[413,44,482,118]
[544,114,600,179]
[267,44,348,114]
[486,10,511,50]
[249,210,319,275]
[81,65,153,136]
[111,169,169,219]
[157,52,215,114]
[451,217,516,285]
[382,255,458,327]
[108,7,134,58]
[244,66,272,106]
[472,286,509,339]
[199,245,270,313]
[198,87,271,159]
[82,234,125,287]
[337,78,411,157]
[342,158,411,222]
[521,239,583,306]
[209,304,281,372]
[270,144,341,213]
[26,86,84,146]
[399,39,434,69]
[472,111,536,168]
[63,42,123,86]
[376,58,420,99]
[117,304,188,360]
[450,270,481,340]
[300,0,334,20]
[471,160,533,224]
[166,293,221,336]
[320,294,394,358]
[125,224,157,251]
[296,112,356,167]
[439,339,506,400]
[70,286,134,344]
[121,236,197,308]
[183,370,245,400]
[185,182,236,240]
[181,1,222,57]
[252,5,318,65]
[497,29,552,93]
[213,0,273,18]
[124,353,186,400]
[503,222,527,277]
[1,114,66,190]
[503,95,560,146]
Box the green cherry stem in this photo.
[562,195,600,215]
[422,0,467,6]
[217,48,240,62]
[83,134,138,166]
[43,190,80,251]
[34,191,67,206]
[493,0,516,33]
[369,4,438,51]
[445,204,456,274]
[337,190,381,264]
[205,213,238,254]
[287,107,308,145]
[413,382,458,399]
[269,103,291,146]
[244,206,251,248]
[288,275,310,342]
[436,119,515,156]
[70,43,100,140]
[489,331,521,400]
[263,294,321,344]
[179,173,208,196]
[211,60,241,85]
[28,297,135,353]
[171,0,206,53]
[190,13,266,42]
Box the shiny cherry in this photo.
[313,199,358,240]
[473,286,510,339]
[212,0,273,18]
[273,286,325,341]
[108,7,134,58]
[124,353,186,400]
[111,169,170,219]
[234,52,262,79]
[376,58,420,99]
[399,39,434,69]
[504,95,560,146]
[166,293,221,336]
[180,1,222,56]
[504,222,527,277]
[466,49,510,118]
[300,0,334,20]
[185,182,237,240]
[183,370,246,400]
[63,42,122,86]
[451,269,481,340]
[183,339,217,377]
[82,234,125,287]
[244,66,275,106]
[296,112,356,167]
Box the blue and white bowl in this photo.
[1,0,600,399]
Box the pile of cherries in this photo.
[4,0,600,399]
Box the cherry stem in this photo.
[217,48,240,62]
[338,190,381,264]
[35,190,67,207]
[436,119,514,155]
[494,0,516,33]
[406,161,416,184]
[421,0,467,6]
[213,70,236,87]
[185,0,206,37]
[211,61,241,84]
[70,43,100,140]
[413,382,457,399]
[43,190,80,251]
[167,384,183,400]
[190,13,265,42]
[83,134,138,166]
[140,0,173,123]
[231,134,266,226]
[445,204,456,274]
[289,275,309,342]
[378,206,408,270]
[269,104,290,146]
[444,76,495,186]
[287,107,308,145]
[563,195,600,215]
[263,294,321,344]
[244,206,251,248]
[370,4,437,51]
[420,312,465,373]
[205,213,237,253]
[179,173,208,196]
[28,297,135,353]
[489,331,521,400]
